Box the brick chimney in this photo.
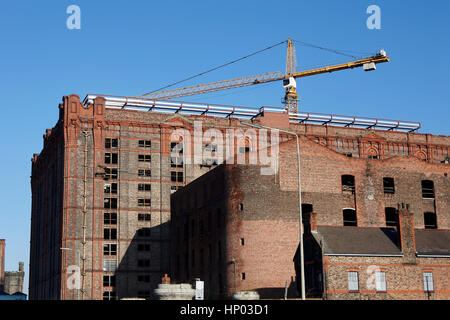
[0,240,5,288]
[397,203,416,264]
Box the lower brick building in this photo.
[170,135,450,299]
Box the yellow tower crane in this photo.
[134,39,390,113]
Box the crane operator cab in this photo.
[364,49,387,71]
[283,76,297,90]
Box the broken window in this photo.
[103,244,117,256]
[171,185,180,194]
[367,155,379,160]
[103,291,117,300]
[104,228,117,240]
[138,154,151,162]
[104,183,118,194]
[383,177,395,194]
[104,212,117,225]
[103,275,116,287]
[105,153,118,164]
[104,198,117,209]
[343,209,357,226]
[424,212,437,229]
[171,142,184,154]
[342,175,355,194]
[171,171,183,182]
[171,157,183,168]
[105,138,118,149]
[422,180,435,199]
[138,184,151,192]
[104,168,118,180]
[138,199,151,207]
[385,207,398,227]
[138,169,151,177]
[138,140,151,148]
[239,146,251,154]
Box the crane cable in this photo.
[140,39,374,97]
[291,39,370,60]
[140,40,287,96]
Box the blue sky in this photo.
[0,1,449,295]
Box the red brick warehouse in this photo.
[30,94,449,299]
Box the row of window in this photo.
[347,271,434,293]
[104,198,152,209]
[104,242,151,255]
[342,175,436,198]
[105,138,151,149]
[342,208,438,229]
[104,227,152,240]
[104,153,152,165]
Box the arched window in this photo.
[422,180,435,199]
[343,209,357,226]
[424,212,437,229]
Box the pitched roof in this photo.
[313,226,450,257]
[415,229,450,256]
[313,226,402,256]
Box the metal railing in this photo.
[83,94,421,132]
